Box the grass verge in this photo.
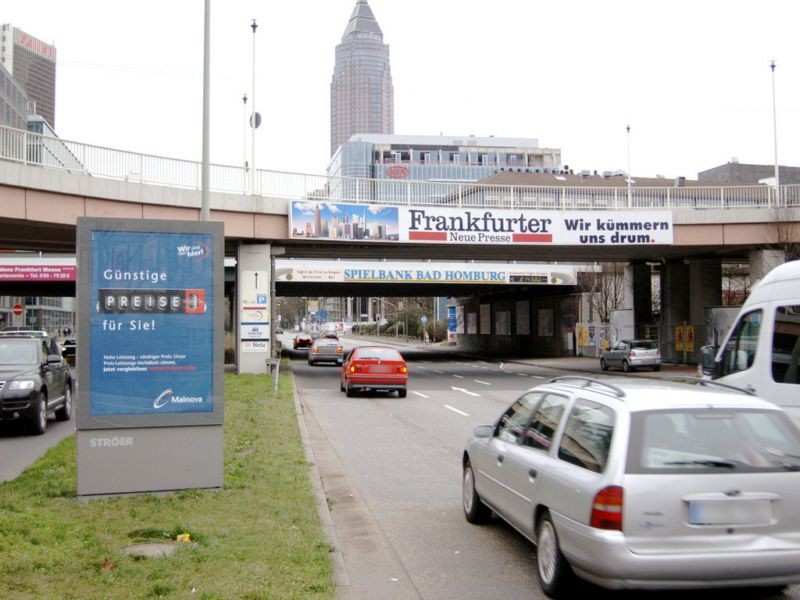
[0,371,334,600]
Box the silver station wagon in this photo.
[462,376,800,598]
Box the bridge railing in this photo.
[1,124,797,210]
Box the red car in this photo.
[340,346,408,398]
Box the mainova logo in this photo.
[177,242,210,259]
[154,389,204,409]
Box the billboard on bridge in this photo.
[276,259,578,285]
[289,200,673,246]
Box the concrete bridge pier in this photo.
[749,249,786,286]
[659,259,722,364]
[625,262,653,335]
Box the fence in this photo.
[1,124,798,211]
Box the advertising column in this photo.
[76,218,224,497]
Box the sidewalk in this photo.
[341,334,698,377]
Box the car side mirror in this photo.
[699,345,719,378]
[473,425,494,439]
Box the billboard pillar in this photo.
[76,218,224,497]
[237,244,271,374]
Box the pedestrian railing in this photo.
[1,123,797,211]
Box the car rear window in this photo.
[630,341,657,350]
[627,409,800,474]
[355,348,402,361]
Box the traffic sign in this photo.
[13,303,23,316]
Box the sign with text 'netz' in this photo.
[77,219,224,430]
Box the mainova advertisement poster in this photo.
[89,230,214,416]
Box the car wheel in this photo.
[397,389,407,398]
[30,394,47,435]
[55,382,72,421]
[600,358,608,371]
[536,510,574,598]
[462,460,491,524]
[340,379,345,392]
[622,360,632,372]
[652,365,661,372]
[345,385,355,397]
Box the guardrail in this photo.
[1,124,797,210]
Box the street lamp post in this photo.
[250,19,259,196]
[770,60,780,205]
[626,124,632,208]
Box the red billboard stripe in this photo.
[409,231,447,241]
[513,233,553,243]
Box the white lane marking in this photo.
[516,372,528,377]
[451,386,481,397]
[444,404,470,417]
[413,391,430,399]
[473,379,491,386]
[532,375,545,379]
[431,369,444,374]
[453,374,465,379]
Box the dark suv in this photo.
[0,334,72,434]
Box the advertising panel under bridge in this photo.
[289,200,673,246]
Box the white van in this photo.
[700,260,800,426]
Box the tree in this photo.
[577,263,626,323]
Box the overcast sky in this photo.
[5,0,798,180]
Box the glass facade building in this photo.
[327,134,562,202]
[330,1,394,157]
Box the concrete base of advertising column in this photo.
[77,425,223,497]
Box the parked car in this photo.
[321,331,339,340]
[600,339,660,372]
[0,333,72,434]
[293,332,314,350]
[340,346,408,397]
[463,376,800,597]
[308,337,343,366]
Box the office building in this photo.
[330,1,394,157]
[0,63,27,129]
[698,159,800,185]
[327,134,562,201]
[1,24,57,129]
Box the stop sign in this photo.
[13,303,23,316]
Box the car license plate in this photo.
[688,499,772,525]
[369,365,391,373]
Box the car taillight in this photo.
[337,347,343,354]
[656,349,660,356]
[629,350,637,357]
[590,485,623,530]
[399,365,407,374]
[349,364,356,373]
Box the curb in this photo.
[290,367,354,599]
